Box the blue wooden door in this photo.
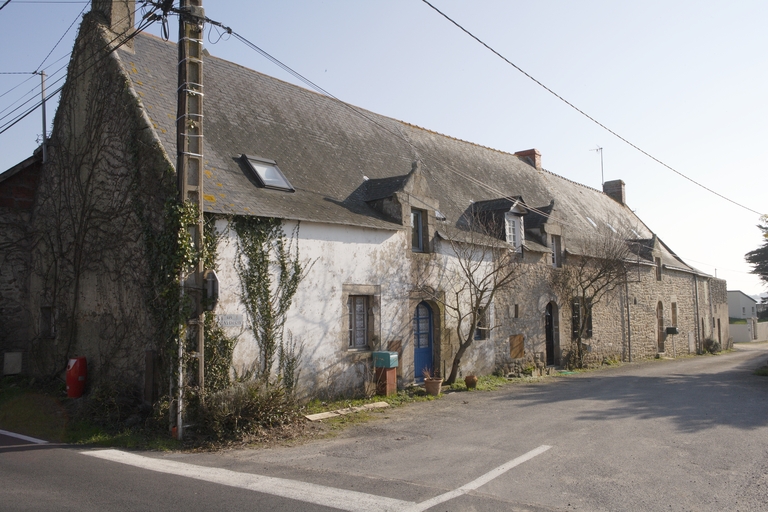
[414,302,433,383]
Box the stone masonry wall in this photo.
[0,161,40,370]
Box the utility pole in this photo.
[175,0,205,440]
[39,71,47,163]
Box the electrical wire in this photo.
[0,4,159,135]
[35,1,88,71]
[419,0,763,217]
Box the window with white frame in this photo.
[505,213,523,251]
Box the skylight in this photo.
[241,154,294,192]
[585,216,597,228]
[606,222,617,233]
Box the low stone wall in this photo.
[731,322,768,343]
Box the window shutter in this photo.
[489,302,495,330]
[586,298,593,338]
[571,298,580,339]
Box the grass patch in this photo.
[754,367,768,377]
[448,374,509,391]
[304,386,435,416]
[0,376,179,450]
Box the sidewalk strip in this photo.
[0,429,48,444]
[82,449,414,512]
[402,444,553,512]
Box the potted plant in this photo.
[423,368,443,396]
[464,374,478,389]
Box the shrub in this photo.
[197,380,302,441]
[72,382,150,430]
[703,337,722,354]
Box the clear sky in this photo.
[1,1,766,297]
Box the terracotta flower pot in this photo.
[464,375,478,389]
[424,377,443,396]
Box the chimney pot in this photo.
[92,0,135,48]
[603,179,626,205]
[514,149,541,170]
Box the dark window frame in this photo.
[571,297,593,339]
[551,234,562,268]
[348,295,371,349]
[411,209,424,252]
[40,306,55,338]
[241,154,295,192]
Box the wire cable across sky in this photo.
[419,0,764,217]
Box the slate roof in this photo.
[116,33,700,274]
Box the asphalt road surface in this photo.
[2,343,767,511]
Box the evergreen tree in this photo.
[745,216,768,286]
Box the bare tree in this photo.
[549,227,632,368]
[417,215,523,385]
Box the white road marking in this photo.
[402,444,553,512]
[0,429,48,444]
[82,449,413,512]
[82,444,552,511]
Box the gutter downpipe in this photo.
[625,278,632,362]
[693,275,701,354]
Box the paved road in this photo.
[2,344,767,511]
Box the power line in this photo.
[35,1,88,71]
[0,4,158,136]
[419,0,764,217]
[0,72,36,100]
[211,22,654,254]
[4,1,87,3]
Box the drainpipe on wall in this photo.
[693,275,701,354]
[625,279,632,362]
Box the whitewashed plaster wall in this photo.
[214,218,418,397]
[212,217,514,396]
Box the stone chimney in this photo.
[603,179,626,205]
[92,0,135,48]
[514,149,541,170]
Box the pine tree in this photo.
[746,215,768,286]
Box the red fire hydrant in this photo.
[66,356,87,398]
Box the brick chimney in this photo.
[92,0,135,48]
[514,149,541,170]
[603,179,626,205]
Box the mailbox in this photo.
[665,326,679,335]
[372,351,398,368]
[66,356,87,398]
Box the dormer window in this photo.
[505,212,523,252]
[241,154,294,192]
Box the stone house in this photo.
[0,1,729,396]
